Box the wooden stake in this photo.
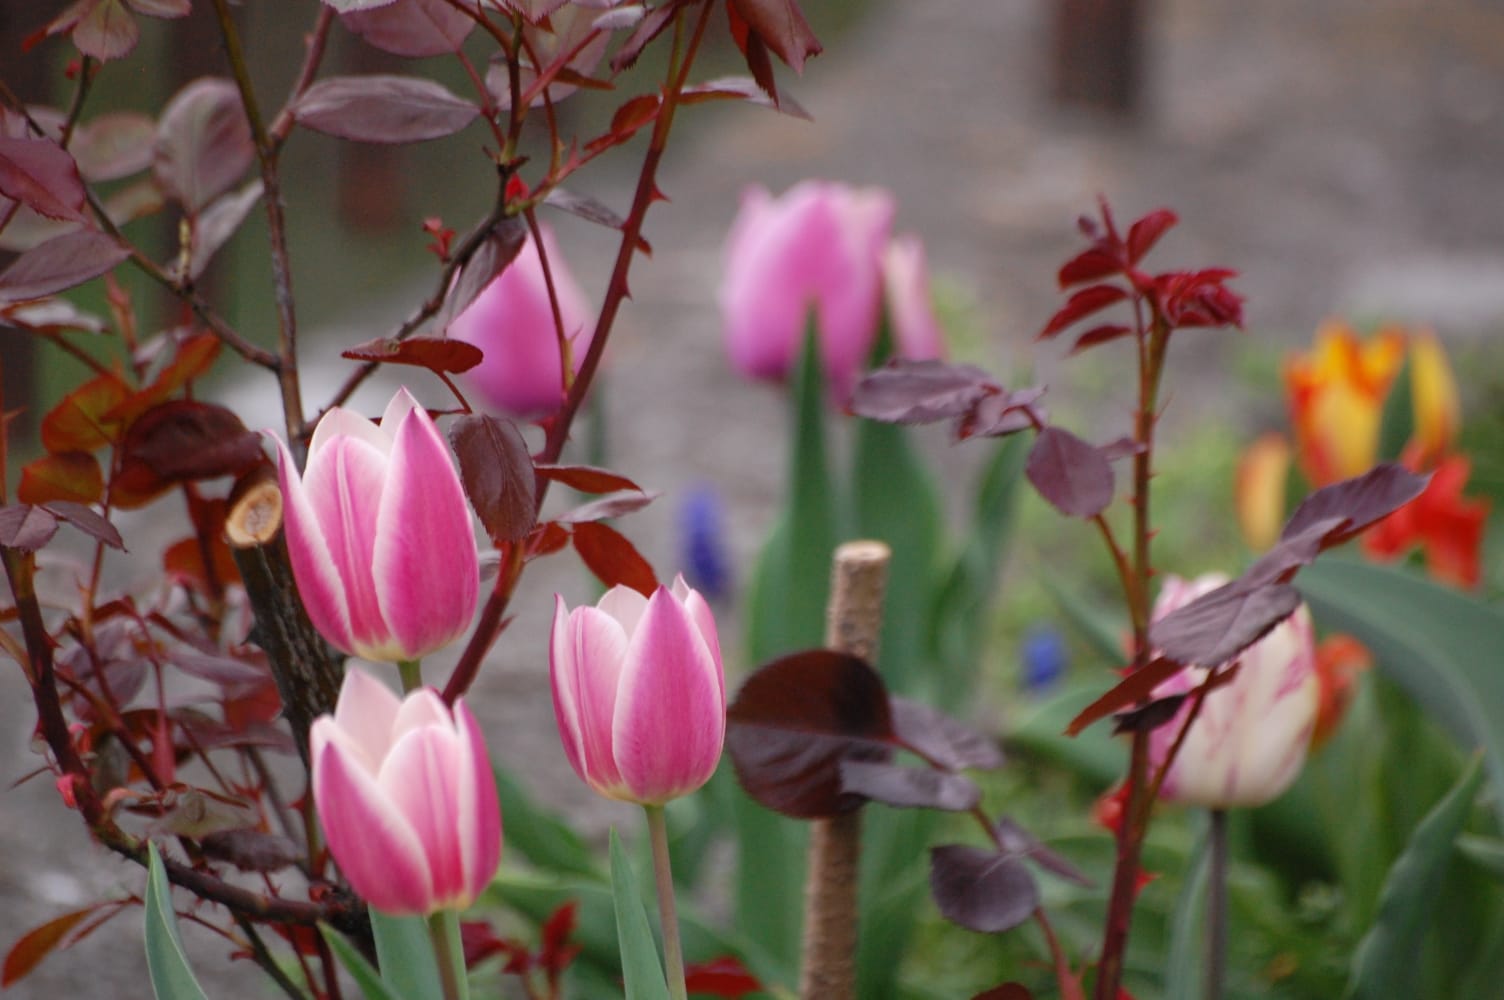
[800,540,891,1000]
[225,468,344,765]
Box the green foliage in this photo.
[321,924,403,1000]
[609,829,671,1000]
[370,910,444,1000]
[143,843,209,1000]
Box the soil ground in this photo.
[5,0,1504,996]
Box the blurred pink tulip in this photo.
[273,387,479,663]
[449,225,594,418]
[1148,574,1319,808]
[311,669,502,915]
[550,577,725,805]
[882,233,945,361]
[720,181,897,397]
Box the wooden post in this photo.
[224,469,345,765]
[800,540,891,1000]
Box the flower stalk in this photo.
[644,805,688,1000]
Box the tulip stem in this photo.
[644,805,688,1000]
[1204,808,1229,1000]
[399,659,423,693]
[429,910,469,1000]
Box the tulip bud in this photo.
[1233,432,1292,552]
[719,181,897,398]
[1147,574,1319,809]
[881,233,946,362]
[448,225,594,418]
[311,669,502,915]
[272,387,479,663]
[1283,321,1405,486]
[550,576,725,805]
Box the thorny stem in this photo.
[443,0,716,704]
[209,0,305,447]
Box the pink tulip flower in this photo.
[448,225,594,418]
[311,669,502,915]
[550,577,725,805]
[882,233,946,362]
[720,181,897,398]
[1148,574,1320,809]
[273,387,479,663]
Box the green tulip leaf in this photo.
[143,842,209,1000]
[320,924,402,1000]
[493,766,601,879]
[370,910,442,1000]
[1163,818,1211,1000]
[1344,754,1485,999]
[608,829,670,1000]
[1297,558,1504,827]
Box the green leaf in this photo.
[321,924,402,1000]
[609,829,670,1000]
[494,766,601,879]
[1163,817,1211,1000]
[143,842,209,1000]
[1376,352,1415,464]
[1344,753,1485,999]
[1040,572,1126,666]
[1005,681,1123,787]
[370,910,442,999]
[1298,558,1504,828]
[926,433,1029,710]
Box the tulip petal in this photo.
[303,434,391,658]
[613,587,725,803]
[673,576,724,700]
[380,723,471,908]
[371,403,479,660]
[454,698,503,903]
[314,733,435,915]
[596,584,648,635]
[309,405,389,459]
[550,599,629,795]
[272,434,357,656]
[329,668,403,775]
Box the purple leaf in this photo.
[435,217,527,332]
[0,505,60,551]
[1281,463,1430,548]
[726,650,895,819]
[341,0,477,58]
[839,759,980,812]
[850,359,1002,425]
[0,137,88,223]
[995,817,1092,886]
[71,111,156,182]
[543,188,650,252]
[890,697,1005,771]
[929,844,1039,933]
[154,78,255,213]
[553,489,658,524]
[1149,581,1303,668]
[0,229,130,305]
[172,649,271,694]
[955,386,1047,439]
[43,501,123,550]
[127,0,191,15]
[1026,426,1114,518]
[340,336,484,374]
[681,76,811,119]
[1064,656,1182,736]
[450,415,537,544]
[199,829,301,873]
[292,75,479,143]
[188,180,263,280]
[70,0,141,61]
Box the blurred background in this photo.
[4,0,1504,995]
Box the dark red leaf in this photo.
[39,370,130,452]
[435,217,527,332]
[450,415,537,544]
[727,0,822,73]
[611,0,683,72]
[70,111,155,182]
[1064,656,1181,736]
[120,400,264,483]
[725,650,895,819]
[44,501,123,550]
[533,464,643,495]
[994,816,1091,886]
[1026,426,1115,518]
[955,386,1047,439]
[529,520,571,557]
[839,759,980,812]
[71,0,140,61]
[2,901,124,987]
[188,180,263,280]
[553,489,657,524]
[153,78,255,212]
[172,649,269,694]
[18,451,103,505]
[1037,283,1127,340]
[1281,463,1430,548]
[683,955,764,998]
[681,76,811,119]
[0,137,88,222]
[539,901,580,977]
[1111,692,1189,735]
[0,228,129,304]
[0,505,59,551]
[341,335,484,374]
[460,920,521,971]
[1126,208,1177,263]
[341,0,476,57]
[571,521,657,596]
[1057,247,1120,288]
[293,75,479,143]
[929,844,1039,933]
[199,829,301,873]
[850,359,1002,425]
[1068,323,1133,355]
[1149,581,1303,668]
[725,5,781,108]
[890,696,1004,771]
[605,94,661,146]
[543,188,650,253]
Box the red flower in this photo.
[1363,454,1489,588]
